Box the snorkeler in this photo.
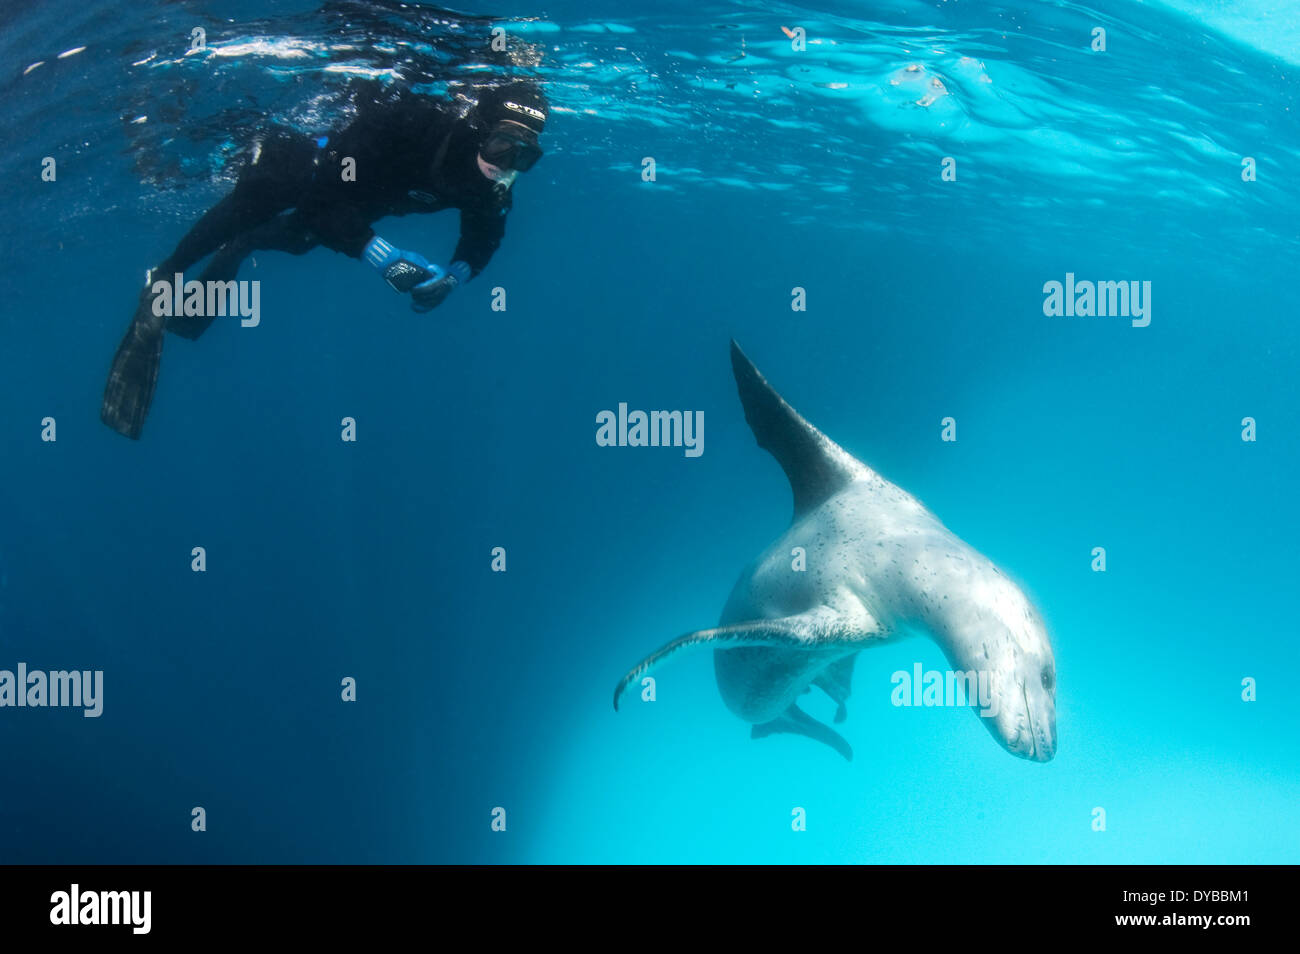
[101,80,549,439]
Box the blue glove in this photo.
[363,236,444,294]
[410,260,471,313]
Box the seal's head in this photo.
[984,631,1056,762]
[946,570,1057,762]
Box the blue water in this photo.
[0,0,1296,863]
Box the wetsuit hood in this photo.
[474,81,549,136]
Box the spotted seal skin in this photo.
[615,341,1057,762]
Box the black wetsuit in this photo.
[157,90,510,333]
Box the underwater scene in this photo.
[0,0,1296,865]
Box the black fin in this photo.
[730,339,866,522]
[101,290,165,440]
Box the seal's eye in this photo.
[1041,667,1055,691]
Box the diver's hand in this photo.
[363,236,439,294]
[410,261,471,313]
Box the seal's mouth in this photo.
[1021,684,1038,760]
[1015,682,1056,762]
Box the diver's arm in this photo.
[303,201,379,261]
[307,202,443,304]
[362,236,442,293]
[408,260,469,313]
[452,198,509,279]
[400,197,506,313]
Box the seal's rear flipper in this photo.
[751,703,853,761]
[814,653,857,723]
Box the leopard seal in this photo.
[614,341,1057,762]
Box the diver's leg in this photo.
[153,129,315,275]
[101,210,310,436]
[102,132,316,438]
[155,192,272,276]
[165,213,320,340]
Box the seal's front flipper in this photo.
[613,609,881,712]
[814,653,857,723]
[101,289,165,440]
[751,703,853,761]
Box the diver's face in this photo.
[476,120,542,184]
